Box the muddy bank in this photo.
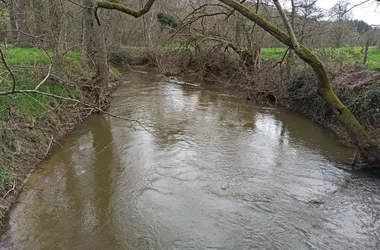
[0,76,119,229]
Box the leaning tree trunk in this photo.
[83,0,109,102]
[218,0,377,163]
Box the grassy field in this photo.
[260,46,380,71]
[123,45,380,70]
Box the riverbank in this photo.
[0,47,118,228]
[0,45,378,228]
[1,70,378,250]
[116,47,380,165]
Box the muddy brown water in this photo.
[1,71,380,250]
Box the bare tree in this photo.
[329,0,354,47]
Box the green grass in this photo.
[1,45,82,67]
[122,44,379,70]
[0,46,83,119]
[365,47,380,70]
[0,46,83,188]
[4,47,52,66]
[260,46,380,71]
[0,167,12,188]
[0,74,82,119]
[261,48,287,59]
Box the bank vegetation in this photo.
[0,0,380,224]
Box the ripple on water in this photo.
[1,72,379,250]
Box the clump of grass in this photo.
[261,47,287,59]
[3,47,51,66]
[0,167,12,189]
[260,46,380,71]
[365,47,380,71]
[0,46,83,68]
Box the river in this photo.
[1,71,379,250]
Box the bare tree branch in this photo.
[35,50,53,90]
[97,0,157,18]
[1,180,15,201]
[273,0,300,51]
[346,0,371,15]
[34,63,52,90]
[0,88,155,135]
[0,48,16,92]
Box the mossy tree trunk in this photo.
[219,0,377,163]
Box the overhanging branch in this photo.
[97,0,156,18]
[273,0,300,51]
[218,0,292,47]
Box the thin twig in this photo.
[1,180,16,201]
[45,135,54,156]
[100,109,155,137]
[35,63,53,90]
[345,0,371,15]
[274,47,290,68]
[0,48,16,92]
[95,6,102,26]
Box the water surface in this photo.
[1,71,379,250]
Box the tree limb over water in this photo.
[97,0,156,18]
[96,0,379,164]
